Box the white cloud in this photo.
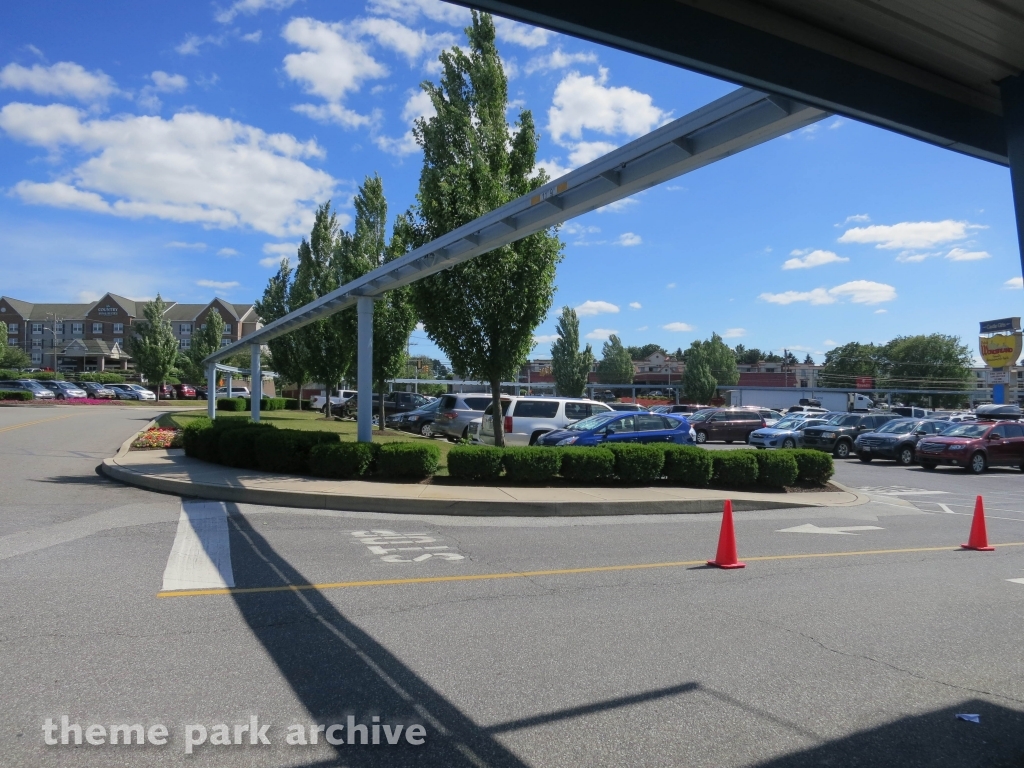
[585,328,617,341]
[535,157,572,179]
[945,247,990,261]
[525,48,598,75]
[597,197,639,213]
[259,255,286,268]
[663,322,694,332]
[355,17,456,65]
[283,18,387,128]
[0,61,118,102]
[375,89,435,155]
[196,279,240,290]
[493,17,552,48]
[215,0,299,24]
[563,222,600,236]
[840,213,870,225]
[782,249,849,270]
[635,325,648,331]
[366,0,470,26]
[575,300,619,316]
[165,241,207,250]
[824,339,837,346]
[217,247,239,256]
[628,301,641,310]
[874,309,887,314]
[263,242,299,256]
[895,250,937,263]
[242,30,262,42]
[760,280,896,306]
[1005,277,1023,289]
[666,282,676,289]
[615,232,642,246]
[548,68,670,143]
[0,103,336,237]
[139,71,188,112]
[839,220,984,249]
[533,333,560,344]
[722,328,746,338]
[176,34,225,56]
[828,118,845,129]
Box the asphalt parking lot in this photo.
[2,406,1023,767]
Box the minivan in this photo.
[688,408,766,444]
[478,396,613,446]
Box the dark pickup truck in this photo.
[800,412,896,459]
[340,391,431,420]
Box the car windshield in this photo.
[19,380,48,391]
[823,414,860,426]
[876,419,915,434]
[688,410,714,422]
[940,423,990,438]
[772,417,804,430]
[567,412,619,431]
[801,419,827,429]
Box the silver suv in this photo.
[478,396,613,446]
[0,379,56,399]
[431,393,495,441]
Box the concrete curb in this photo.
[114,417,159,459]
[100,452,870,517]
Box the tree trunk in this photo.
[490,377,504,448]
[325,382,333,419]
[378,383,385,431]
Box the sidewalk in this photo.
[101,449,870,517]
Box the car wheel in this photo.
[372,414,380,427]
[859,456,873,463]
[695,430,707,444]
[725,440,734,445]
[420,422,432,437]
[462,426,471,440]
[320,404,328,414]
[782,438,796,449]
[967,452,986,474]
[897,446,915,466]
[834,441,851,459]
[920,461,937,470]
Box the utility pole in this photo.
[784,348,789,388]
[45,313,64,373]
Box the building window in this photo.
[32,339,42,349]
[113,337,122,345]
[8,323,17,333]
[179,338,191,350]
[92,322,103,333]
[220,339,230,347]
[113,323,123,333]
[32,323,43,334]
[180,323,192,335]
[976,371,984,378]
[31,352,42,363]
[72,323,83,334]
[223,324,232,334]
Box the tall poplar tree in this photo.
[183,309,225,385]
[255,258,311,409]
[410,12,563,446]
[129,295,179,400]
[596,335,634,384]
[550,306,593,397]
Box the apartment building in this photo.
[971,365,1024,402]
[1,293,259,372]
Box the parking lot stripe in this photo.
[0,412,81,434]
[156,541,1024,598]
[161,502,235,591]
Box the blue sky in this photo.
[1,0,1021,366]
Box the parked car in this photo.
[607,402,647,412]
[741,407,785,426]
[891,406,934,418]
[195,386,209,400]
[688,408,766,444]
[916,420,1024,473]
[786,405,829,415]
[0,379,56,399]
[40,380,88,399]
[430,393,495,442]
[172,383,197,399]
[342,391,431,420]
[649,405,670,413]
[387,398,442,436]
[800,412,897,458]
[108,383,157,401]
[536,411,695,446]
[663,404,710,415]
[311,389,357,413]
[748,414,829,450]
[215,386,250,399]
[74,381,117,399]
[150,383,177,399]
[853,419,952,465]
[478,396,613,446]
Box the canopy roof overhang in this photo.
[455,0,1024,165]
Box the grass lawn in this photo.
[157,408,455,472]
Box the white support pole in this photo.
[226,372,233,402]
[207,364,216,420]
[357,296,374,443]
[250,344,261,423]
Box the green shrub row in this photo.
[217,397,247,412]
[242,397,288,411]
[0,389,33,401]
[77,372,126,384]
[0,369,59,380]
[283,398,313,410]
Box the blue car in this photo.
[748,414,831,450]
[536,411,695,446]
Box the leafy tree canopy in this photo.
[550,306,594,396]
[596,334,634,384]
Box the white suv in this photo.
[310,390,357,413]
[477,396,613,446]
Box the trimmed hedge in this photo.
[0,370,59,380]
[243,396,288,411]
[218,425,276,469]
[447,445,504,480]
[217,397,247,412]
[786,449,834,485]
[283,398,313,410]
[77,372,125,384]
[502,447,562,482]
[559,447,614,482]
[663,445,713,487]
[309,442,378,479]
[254,429,340,474]
[182,417,215,461]
[754,450,798,488]
[376,442,440,479]
[712,450,759,486]
[607,444,665,483]
[0,389,33,401]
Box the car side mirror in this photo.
[914,430,927,435]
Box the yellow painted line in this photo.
[157,541,1024,599]
[0,412,82,434]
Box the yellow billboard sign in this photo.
[979,333,1023,368]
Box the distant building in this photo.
[971,365,1024,402]
[1,293,259,373]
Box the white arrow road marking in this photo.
[161,501,234,591]
[777,523,885,535]
[857,486,948,496]
[1007,578,1024,585]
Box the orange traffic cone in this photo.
[708,499,745,569]
[961,495,995,551]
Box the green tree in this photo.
[183,309,225,385]
[686,333,739,385]
[340,174,418,429]
[803,353,815,365]
[880,334,972,407]
[596,334,634,384]
[293,202,352,417]
[255,257,311,409]
[683,345,718,403]
[733,345,763,365]
[550,306,594,396]
[818,342,880,389]
[0,320,30,370]
[128,295,179,400]
[410,13,563,446]
[625,343,665,360]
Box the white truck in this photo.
[723,388,874,413]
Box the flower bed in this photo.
[131,428,183,450]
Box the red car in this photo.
[172,383,197,399]
[915,420,1024,474]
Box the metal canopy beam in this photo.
[453,0,1009,166]
[205,87,825,367]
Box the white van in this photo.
[477,396,613,446]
